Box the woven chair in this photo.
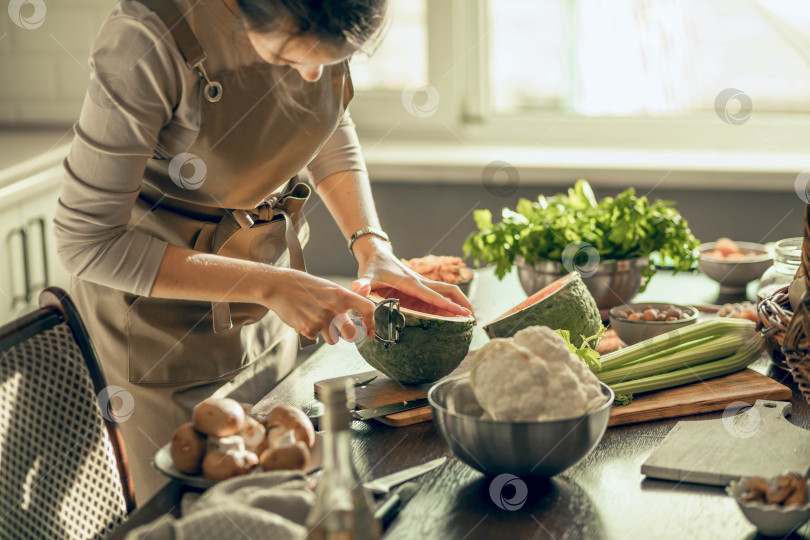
[0,287,135,540]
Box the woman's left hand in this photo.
[350,237,473,316]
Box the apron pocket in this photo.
[126,296,246,385]
[217,216,308,266]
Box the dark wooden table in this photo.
[110,269,810,540]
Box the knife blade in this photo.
[350,398,430,421]
[308,398,430,430]
[363,456,447,495]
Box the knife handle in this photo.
[374,492,402,526]
[374,483,419,528]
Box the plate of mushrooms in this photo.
[154,397,321,489]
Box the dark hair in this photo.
[236,0,388,56]
[235,0,388,116]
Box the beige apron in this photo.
[70,0,353,500]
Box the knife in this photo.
[351,398,430,421]
[309,398,429,429]
[374,482,420,527]
[363,456,447,495]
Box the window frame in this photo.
[348,0,808,191]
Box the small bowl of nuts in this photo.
[608,302,699,345]
[727,474,810,536]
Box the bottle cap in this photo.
[317,379,355,430]
[317,378,356,408]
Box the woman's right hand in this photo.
[263,268,376,345]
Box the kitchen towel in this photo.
[125,470,314,540]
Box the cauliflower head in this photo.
[470,326,604,421]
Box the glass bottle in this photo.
[757,237,802,300]
[306,380,381,540]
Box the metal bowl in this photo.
[455,274,475,298]
[428,375,613,477]
[516,256,649,310]
[608,302,699,345]
[698,242,772,295]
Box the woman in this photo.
[55,0,472,500]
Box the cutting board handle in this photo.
[749,400,791,421]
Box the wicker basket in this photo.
[757,286,793,371]
[782,204,810,404]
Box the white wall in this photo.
[0,0,111,123]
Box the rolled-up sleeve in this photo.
[54,13,180,296]
[305,110,367,184]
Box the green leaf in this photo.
[354,375,378,387]
[554,327,605,372]
[473,209,492,231]
[516,197,536,217]
[571,179,598,209]
[614,393,634,406]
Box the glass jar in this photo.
[756,237,802,300]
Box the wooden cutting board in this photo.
[607,368,792,426]
[642,400,810,485]
[314,366,466,427]
[314,363,791,428]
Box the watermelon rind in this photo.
[483,272,602,347]
[356,294,475,385]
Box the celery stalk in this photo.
[597,333,746,385]
[600,334,718,370]
[609,336,761,397]
[599,318,755,371]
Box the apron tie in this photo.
[251,181,310,273]
[203,178,316,347]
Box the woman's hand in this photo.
[350,236,474,316]
[263,268,376,345]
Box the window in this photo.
[348,0,810,181]
[350,0,427,90]
[489,0,810,116]
[490,0,568,113]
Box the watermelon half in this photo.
[356,287,475,385]
[484,272,602,347]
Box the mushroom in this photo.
[192,398,245,437]
[202,450,258,481]
[259,441,310,472]
[239,415,267,453]
[265,405,315,449]
[208,434,245,454]
[170,423,206,475]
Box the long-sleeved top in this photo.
[54,0,366,297]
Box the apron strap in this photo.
[279,209,317,348]
[136,0,206,67]
[137,0,223,102]
[257,179,316,348]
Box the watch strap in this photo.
[348,227,390,256]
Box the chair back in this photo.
[0,288,135,540]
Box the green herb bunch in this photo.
[463,179,700,290]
